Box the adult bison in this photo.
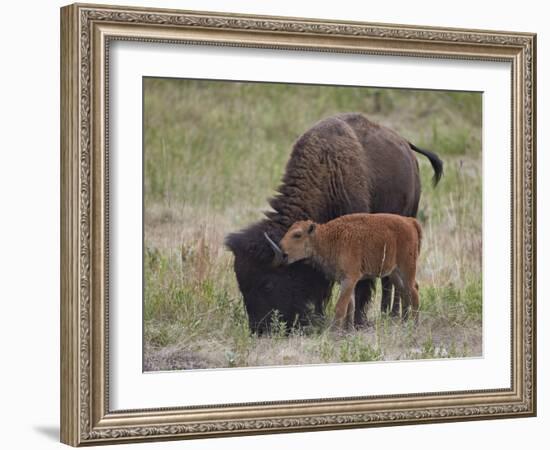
[225,113,442,333]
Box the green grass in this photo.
[142,78,483,370]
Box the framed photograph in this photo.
[60,3,536,446]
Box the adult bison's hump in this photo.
[270,113,420,224]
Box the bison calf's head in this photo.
[279,220,317,264]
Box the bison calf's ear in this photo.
[307,223,316,235]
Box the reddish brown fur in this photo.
[280,213,422,329]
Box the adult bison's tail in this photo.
[409,142,443,187]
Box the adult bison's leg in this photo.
[391,287,401,317]
[354,279,374,327]
[314,280,334,317]
[381,277,402,317]
[389,270,411,321]
[380,277,393,314]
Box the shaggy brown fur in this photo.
[226,113,442,332]
[280,213,422,329]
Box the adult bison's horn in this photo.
[264,232,285,266]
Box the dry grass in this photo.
[143,78,482,370]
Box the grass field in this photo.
[143,78,482,371]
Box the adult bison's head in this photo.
[225,221,331,334]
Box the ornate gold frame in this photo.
[60,2,536,446]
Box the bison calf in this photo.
[278,213,422,329]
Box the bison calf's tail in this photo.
[409,142,443,187]
[411,218,423,254]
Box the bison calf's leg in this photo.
[393,269,419,323]
[400,286,419,322]
[409,279,420,323]
[345,293,356,330]
[334,278,358,330]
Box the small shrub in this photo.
[269,310,288,339]
[339,335,383,363]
